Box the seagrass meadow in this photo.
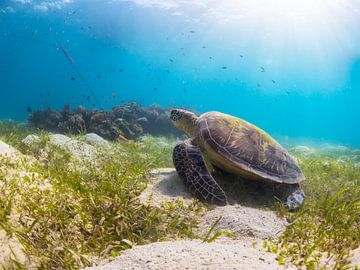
[0,121,359,269]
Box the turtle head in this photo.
[170,109,198,137]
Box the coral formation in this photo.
[28,102,182,140]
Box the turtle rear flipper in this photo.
[173,139,227,206]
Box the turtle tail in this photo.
[173,139,227,206]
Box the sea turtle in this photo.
[170,109,305,210]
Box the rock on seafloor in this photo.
[0,230,31,268]
[83,133,109,146]
[86,240,295,270]
[22,134,41,146]
[0,140,32,267]
[349,247,360,268]
[50,134,97,161]
[0,140,19,158]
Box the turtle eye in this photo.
[170,110,182,121]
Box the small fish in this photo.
[272,80,276,83]
[260,67,265,72]
[86,96,91,101]
[118,134,134,145]
[153,87,158,91]
[286,90,290,94]
[202,46,206,49]
[209,56,213,59]
[190,30,195,33]
[169,59,174,62]
[97,75,101,79]
[111,93,117,98]
[26,107,32,113]
[221,66,227,69]
[257,83,261,87]
[119,68,124,72]
[240,54,244,58]
[70,77,75,81]
[183,89,187,93]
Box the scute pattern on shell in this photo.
[197,112,304,184]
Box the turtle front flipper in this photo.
[173,139,227,206]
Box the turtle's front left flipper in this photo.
[173,139,227,206]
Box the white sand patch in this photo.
[87,239,294,270]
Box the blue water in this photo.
[1,0,360,146]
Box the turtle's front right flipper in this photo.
[173,139,227,206]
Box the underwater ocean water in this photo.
[1,0,360,147]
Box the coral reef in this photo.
[28,102,182,140]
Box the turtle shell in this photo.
[196,112,305,184]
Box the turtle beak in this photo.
[286,189,305,210]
